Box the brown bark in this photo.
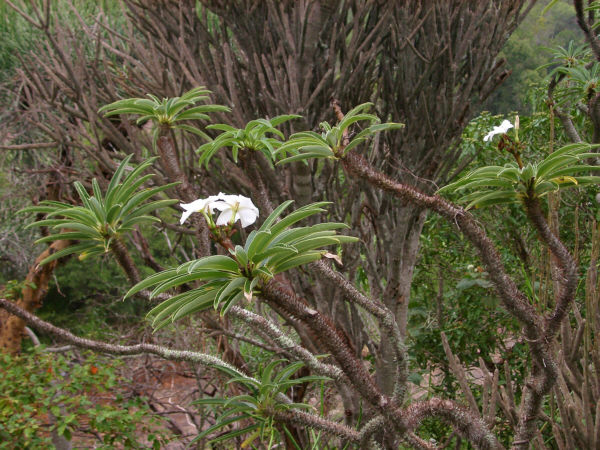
[109,237,141,285]
[156,130,211,257]
[0,239,71,354]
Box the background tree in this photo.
[14,1,600,449]
[2,0,533,393]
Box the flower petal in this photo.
[499,120,513,133]
[216,209,234,226]
[210,201,231,212]
[180,199,206,212]
[180,209,194,224]
[238,208,258,227]
[215,192,239,204]
[483,120,513,142]
[239,196,259,212]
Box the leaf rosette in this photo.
[125,201,358,328]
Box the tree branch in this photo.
[311,260,409,403]
[0,297,247,376]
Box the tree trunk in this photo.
[376,205,428,395]
[0,239,71,354]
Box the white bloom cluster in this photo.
[483,119,513,142]
[180,193,259,228]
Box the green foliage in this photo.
[0,1,128,83]
[99,86,230,146]
[37,256,144,340]
[539,40,591,75]
[438,143,600,209]
[411,104,598,445]
[193,360,328,448]
[197,115,301,166]
[0,348,168,449]
[0,2,33,80]
[557,61,600,99]
[411,254,510,370]
[536,21,599,106]
[2,279,36,300]
[20,155,178,265]
[125,201,357,328]
[486,0,580,113]
[275,103,403,164]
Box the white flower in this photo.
[179,195,220,224]
[483,119,513,142]
[211,193,259,228]
[179,193,259,228]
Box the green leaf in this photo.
[124,269,179,299]
[214,277,246,308]
[145,290,193,319]
[109,173,154,207]
[279,236,347,254]
[220,290,245,315]
[268,223,348,247]
[534,180,560,196]
[343,137,368,153]
[49,222,100,236]
[121,198,178,221]
[208,424,260,445]
[148,285,221,326]
[496,166,521,183]
[35,231,97,244]
[273,361,304,383]
[258,200,294,232]
[464,190,519,210]
[73,181,92,209]
[290,145,334,157]
[437,166,507,193]
[544,164,600,179]
[87,197,107,223]
[338,113,379,132]
[338,103,373,128]
[101,106,155,117]
[19,201,71,215]
[253,266,274,279]
[535,154,580,179]
[206,123,237,132]
[176,104,230,121]
[271,251,324,273]
[290,374,331,384]
[183,255,240,274]
[253,245,299,264]
[91,179,103,206]
[269,114,302,127]
[38,242,99,266]
[150,271,229,298]
[119,215,161,230]
[191,415,250,443]
[450,178,515,192]
[118,183,178,218]
[572,175,600,184]
[48,206,100,229]
[261,359,285,385]
[24,218,68,228]
[245,230,273,259]
[269,202,330,236]
[277,152,330,165]
[171,291,218,321]
[150,293,213,328]
[233,245,248,267]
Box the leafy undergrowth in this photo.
[0,347,171,449]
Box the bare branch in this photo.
[0,297,246,375]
